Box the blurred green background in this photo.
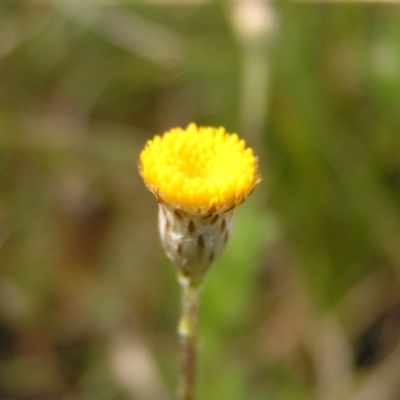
[1,1,400,399]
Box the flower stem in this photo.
[177,275,203,400]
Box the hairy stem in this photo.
[177,276,203,400]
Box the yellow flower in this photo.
[139,123,260,216]
[139,123,261,280]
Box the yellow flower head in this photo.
[139,123,260,215]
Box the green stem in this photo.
[177,275,203,400]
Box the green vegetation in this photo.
[1,1,400,399]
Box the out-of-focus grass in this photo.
[0,1,400,400]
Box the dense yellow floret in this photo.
[139,123,260,215]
